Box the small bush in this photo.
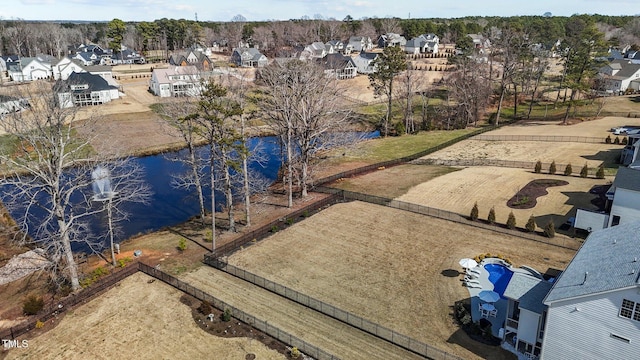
[221,308,232,322]
[526,215,536,232]
[394,121,406,135]
[488,207,496,224]
[203,230,213,243]
[544,220,556,238]
[302,210,310,218]
[178,238,187,251]
[614,136,620,144]
[622,137,628,145]
[198,300,212,315]
[580,163,589,178]
[549,161,556,175]
[35,320,44,329]
[605,135,612,144]
[470,202,479,221]
[290,347,301,359]
[507,211,516,229]
[117,257,132,268]
[534,160,542,173]
[23,295,44,315]
[270,225,279,233]
[596,165,605,179]
[564,163,572,176]
[286,218,294,225]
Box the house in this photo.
[169,50,212,71]
[316,53,357,79]
[85,65,118,87]
[110,48,145,65]
[231,48,268,68]
[606,167,640,227]
[52,57,87,80]
[72,51,100,66]
[502,272,553,359]
[149,65,201,97]
[353,51,378,74]
[377,33,407,48]
[468,34,490,49]
[8,55,54,82]
[598,59,640,94]
[300,42,327,60]
[404,38,422,55]
[326,40,345,54]
[346,36,373,54]
[540,222,640,360]
[54,72,119,108]
[0,55,20,72]
[0,95,29,116]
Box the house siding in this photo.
[608,188,640,226]
[541,289,640,360]
[517,309,540,345]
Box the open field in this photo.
[225,201,576,360]
[489,116,640,138]
[3,272,285,360]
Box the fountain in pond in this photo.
[91,166,117,201]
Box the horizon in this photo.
[0,0,638,23]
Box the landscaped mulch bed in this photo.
[507,179,569,209]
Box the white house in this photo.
[606,167,640,227]
[598,59,640,94]
[52,57,87,80]
[8,55,54,82]
[149,65,201,97]
[0,95,29,115]
[316,54,357,80]
[378,33,407,48]
[353,52,378,74]
[346,36,373,54]
[300,42,327,60]
[230,48,268,68]
[0,55,20,72]
[325,40,345,54]
[55,72,119,108]
[540,222,640,360]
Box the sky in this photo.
[1,0,639,22]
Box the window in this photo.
[612,215,621,226]
[619,299,640,321]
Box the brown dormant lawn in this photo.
[4,272,285,360]
[227,201,576,360]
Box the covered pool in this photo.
[484,263,514,299]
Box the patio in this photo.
[461,262,508,338]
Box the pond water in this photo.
[2,132,378,252]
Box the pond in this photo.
[2,132,378,252]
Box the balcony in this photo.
[506,318,519,331]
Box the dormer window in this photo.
[70,84,89,91]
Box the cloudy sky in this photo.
[2,0,639,22]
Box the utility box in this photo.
[575,209,609,232]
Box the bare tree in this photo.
[0,82,149,290]
[395,68,428,133]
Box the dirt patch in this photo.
[507,179,569,209]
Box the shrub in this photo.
[35,320,44,329]
[596,165,605,179]
[302,210,310,218]
[580,163,589,178]
[270,225,279,233]
[507,211,516,229]
[23,295,44,315]
[534,160,542,173]
[549,161,556,175]
[198,300,212,315]
[564,163,572,176]
[614,136,620,144]
[286,218,294,225]
[221,308,232,322]
[470,202,479,221]
[394,121,406,135]
[178,238,187,251]
[203,230,213,243]
[526,215,536,232]
[290,347,301,359]
[117,257,132,268]
[605,135,612,144]
[622,137,628,145]
[544,220,556,238]
[488,207,496,224]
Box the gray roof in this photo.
[56,72,116,93]
[504,273,553,314]
[544,222,640,304]
[612,166,640,192]
[358,52,378,60]
[609,59,640,79]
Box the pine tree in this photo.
[507,211,516,229]
[470,202,479,221]
[549,161,556,175]
[488,207,496,224]
[580,163,589,178]
[564,163,572,176]
[534,160,542,173]
[544,220,556,238]
[596,165,605,179]
[526,215,536,232]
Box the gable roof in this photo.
[358,51,378,60]
[608,59,640,80]
[612,166,640,192]
[316,53,355,70]
[504,273,553,314]
[0,55,20,62]
[544,222,640,304]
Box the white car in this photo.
[613,127,628,135]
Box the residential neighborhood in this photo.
[1,10,640,360]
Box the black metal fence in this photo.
[471,134,606,143]
[411,158,603,177]
[206,258,465,360]
[137,263,340,360]
[314,187,581,251]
